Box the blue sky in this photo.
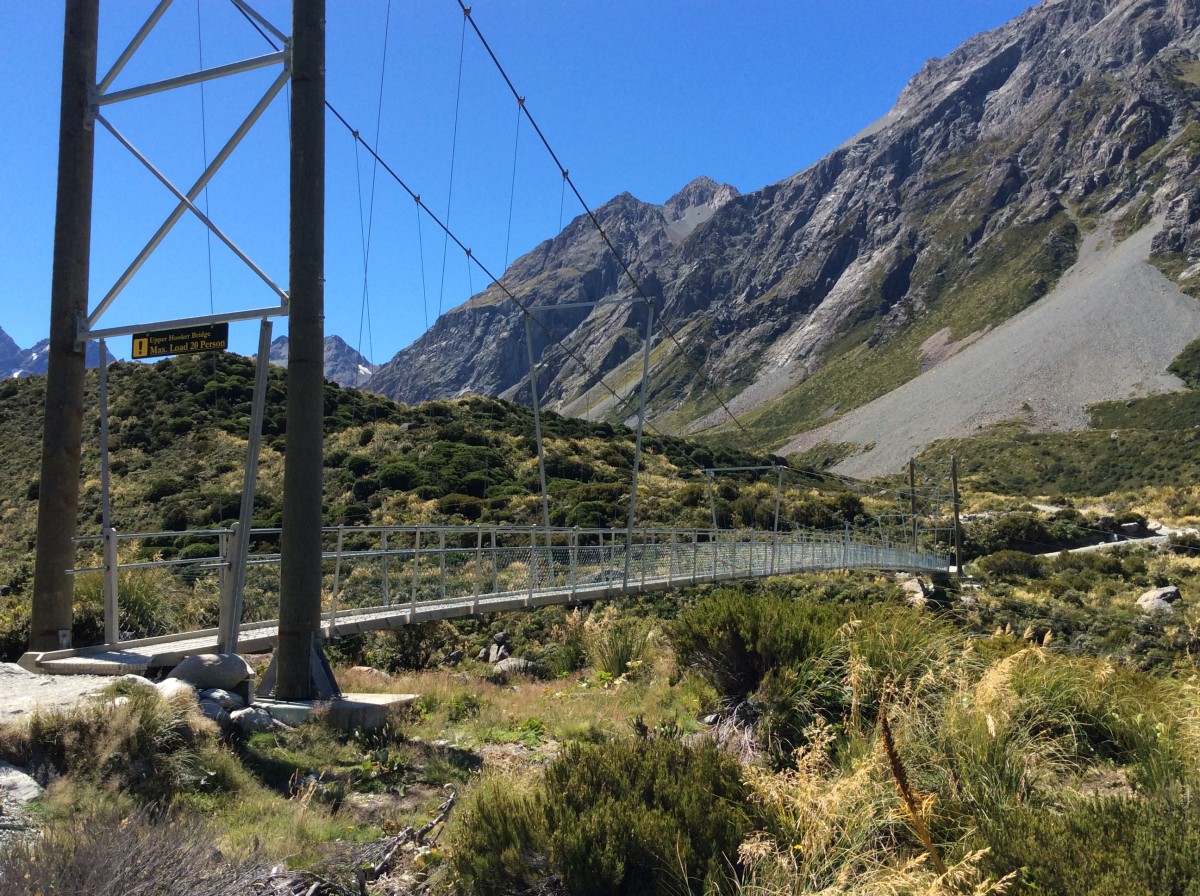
[1,0,1034,364]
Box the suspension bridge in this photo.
[22,523,948,677]
[24,1,959,698]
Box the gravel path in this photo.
[783,223,1200,477]
[0,662,113,723]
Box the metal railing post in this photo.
[439,528,447,602]
[570,527,578,599]
[491,528,499,595]
[527,528,536,606]
[328,526,344,635]
[103,526,119,645]
[381,530,390,606]
[410,527,420,621]
[474,526,483,614]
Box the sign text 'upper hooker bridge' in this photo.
[23,1,953,696]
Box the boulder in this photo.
[231,707,278,734]
[898,575,927,608]
[199,688,245,712]
[488,643,511,664]
[443,649,465,666]
[1137,585,1181,614]
[167,654,253,691]
[116,673,158,693]
[493,631,510,646]
[198,699,231,731]
[0,762,42,806]
[491,657,547,682]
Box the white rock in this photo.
[230,706,277,734]
[1137,585,1181,614]
[116,674,158,693]
[0,762,42,806]
[199,688,245,711]
[167,654,253,691]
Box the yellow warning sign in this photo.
[131,323,229,359]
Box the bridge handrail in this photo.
[65,523,948,649]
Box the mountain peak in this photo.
[663,176,740,240]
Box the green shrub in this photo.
[452,737,749,896]
[980,791,1200,895]
[670,588,847,702]
[586,618,653,678]
[975,549,1046,581]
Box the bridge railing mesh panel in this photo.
[64,524,949,646]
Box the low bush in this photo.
[670,588,847,702]
[975,549,1047,581]
[979,791,1200,895]
[451,737,749,896]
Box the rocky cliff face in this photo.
[365,0,1200,445]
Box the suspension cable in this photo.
[437,9,469,319]
[355,0,393,383]
[454,1,754,446]
[504,97,523,271]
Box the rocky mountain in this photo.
[1,326,114,378]
[268,334,377,388]
[365,0,1200,472]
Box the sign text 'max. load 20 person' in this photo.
[131,323,229,359]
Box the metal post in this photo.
[411,528,420,619]
[328,526,344,635]
[705,471,719,530]
[490,528,498,595]
[772,465,783,574]
[623,300,654,587]
[381,530,390,605]
[951,455,963,577]
[438,529,447,601]
[527,528,536,606]
[96,340,118,645]
[28,0,99,655]
[473,526,483,614]
[908,458,919,553]
[102,526,118,645]
[524,314,551,541]
[218,528,230,602]
[570,528,578,599]
[218,318,272,654]
[277,0,326,701]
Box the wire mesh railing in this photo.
[68,524,948,649]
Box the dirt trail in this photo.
[783,223,1200,477]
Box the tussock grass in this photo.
[0,805,270,896]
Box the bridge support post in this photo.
[275,0,329,701]
[28,0,99,655]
